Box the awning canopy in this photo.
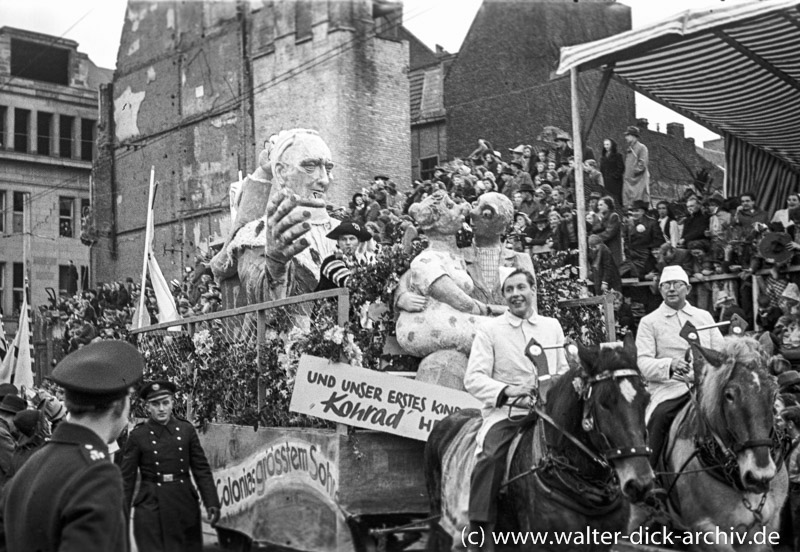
[556,0,800,174]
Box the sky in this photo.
[1,0,757,145]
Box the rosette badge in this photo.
[524,337,549,377]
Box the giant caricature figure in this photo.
[211,129,339,303]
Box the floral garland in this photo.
[134,244,606,428]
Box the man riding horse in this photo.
[636,265,725,465]
[463,269,569,551]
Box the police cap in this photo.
[139,380,177,402]
[51,341,144,404]
[0,383,18,400]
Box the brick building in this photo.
[443,0,636,162]
[0,27,110,317]
[404,28,454,181]
[92,0,410,284]
[634,119,725,203]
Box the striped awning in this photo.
[556,0,800,173]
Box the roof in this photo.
[555,0,800,172]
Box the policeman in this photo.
[3,340,143,552]
[122,380,221,552]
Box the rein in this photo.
[653,377,785,531]
[502,367,650,489]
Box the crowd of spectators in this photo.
[30,126,800,370]
[40,260,223,357]
[333,129,800,362]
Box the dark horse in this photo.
[424,337,654,551]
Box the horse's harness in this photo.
[655,378,788,531]
[504,367,651,489]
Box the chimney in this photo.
[666,123,685,140]
[636,118,648,130]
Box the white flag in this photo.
[148,253,180,325]
[0,298,33,389]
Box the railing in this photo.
[130,288,349,415]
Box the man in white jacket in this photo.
[636,265,725,465]
[463,269,568,549]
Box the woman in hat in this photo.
[590,196,623,266]
[316,221,374,291]
[600,138,625,207]
[348,193,368,226]
[528,213,553,255]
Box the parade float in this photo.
[128,135,615,549]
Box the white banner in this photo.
[290,355,482,441]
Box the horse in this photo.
[646,337,788,551]
[424,337,654,551]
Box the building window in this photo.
[14,109,29,153]
[0,191,5,234]
[37,112,52,156]
[80,198,90,233]
[12,263,24,318]
[80,119,95,161]
[58,265,72,294]
[12,192,25,234]
[420,155,439,181]
[59,115,74,158]
[10,39,69,86]
[59,197,74,238]
[0,262,4,316]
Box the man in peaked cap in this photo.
[122,380,220,552]
[4,340,143,552]
[636,265,725,466]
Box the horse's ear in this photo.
[576,340,598,371]
[564,341,582,371]
[622,333,637,361]
[694,344,726,368]
[691,343,725,384]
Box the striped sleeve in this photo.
[321,256,351,288]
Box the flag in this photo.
[0,316,7,362]
[0,298,33,389]
[138,179,181,329]
[148,253,180,325]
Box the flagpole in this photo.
[137,167,156,329]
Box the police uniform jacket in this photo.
[121,416,219,546]
[3,421,128,552]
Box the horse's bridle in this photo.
[579,368,652,462]
[520,367,652,468]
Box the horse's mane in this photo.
[699,336,775,433]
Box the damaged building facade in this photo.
[0,27,111,314]
[92,0,410,283]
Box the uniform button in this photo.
[152,441,156,444]
[176,427,180,431]
[150,431,154,435]
[178,447,183,451]
[180,459,184,462]
[156,462,160,466]
[177,437,181,441]
[157,483,161,487]
[154,451,158,454]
